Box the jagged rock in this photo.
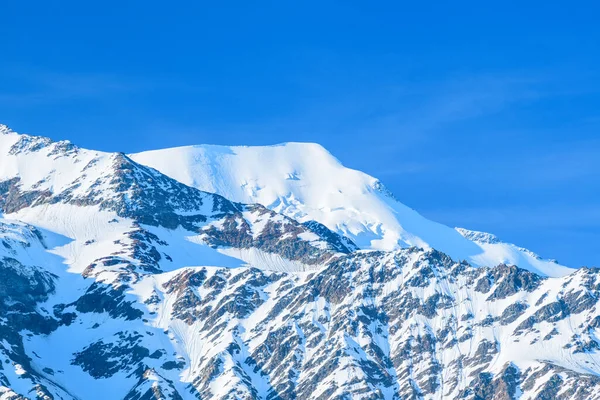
[0,126,597,400]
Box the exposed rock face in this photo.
[0,126,597,400]
[4,233,600,399]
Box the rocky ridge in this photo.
[0,124,597,400]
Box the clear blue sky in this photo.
[1,1,599,267]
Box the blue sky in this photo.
[1,1,599,267]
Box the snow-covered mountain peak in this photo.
[131,141,574,277]
[0,123,598,400]
[0,123,14,135]
[0,127,355,275]
[0,125,573,276]
[132,141,356,204]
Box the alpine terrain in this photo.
[1,123,599,400]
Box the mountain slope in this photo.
[0,126,354,274]
[0,123,596,400]
[130,143,572,277]
[3,231,600,399]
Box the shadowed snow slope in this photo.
[131,143,573,277]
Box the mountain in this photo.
[130,143,572,278]
[0,123,598,400]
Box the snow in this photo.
[217,247,315,272]
[0,124,595,399]
[0,127,574,277]
[131,142,574,277]
[0,129,111,198]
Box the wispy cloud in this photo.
[505,141,600,186]
[0,66,141,106]
[427,203,600,231]
[395,75,543,131]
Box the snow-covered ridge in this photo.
[0,127,353,274]
[0,123,14,135]
[455,227,502,245]
[0,125,573,276]
[0,123,599,400]
[131,142,573,277]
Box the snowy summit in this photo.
[0,124,597,400]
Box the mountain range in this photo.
[0,123,598,400]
